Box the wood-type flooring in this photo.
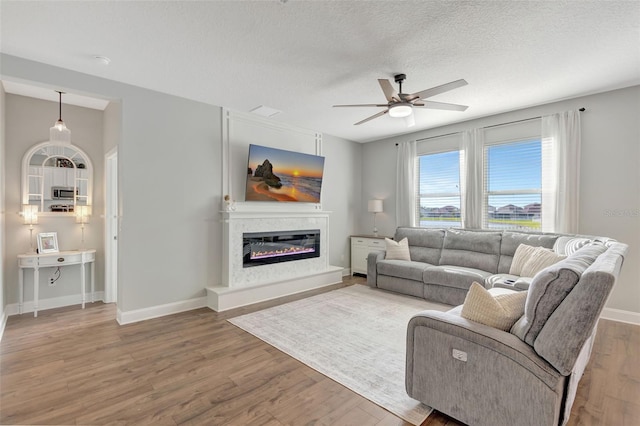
[1,276,638,425]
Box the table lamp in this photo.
[75,205,91,249]
[368,199,383,236]
[22,204,39,253]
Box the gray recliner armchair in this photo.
[406,242,627,426]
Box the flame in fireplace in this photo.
[251,245,315,260]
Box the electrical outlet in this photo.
[452,349,467,362]
[49,278,55,286]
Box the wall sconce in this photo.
[75,205,91,249]
[22,204,39,253]
[368,199,383,236]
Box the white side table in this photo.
[350,235,389,275]
[18,249,96,317]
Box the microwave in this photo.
[51,186,77,200]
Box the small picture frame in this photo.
[37,232,59,254]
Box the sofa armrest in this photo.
[406,310,565,426]
[366,251,385,287]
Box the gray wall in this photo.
[1,54,362,316]
[4,94,105,304]
[117,91,221,311]
[361,85,640,314]
[322,133,363,269]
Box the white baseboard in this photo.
[601,307,640,326]
[207,266,344,312]
[343,268,352,276]
[116,296,207,325]
[4,292,105,317]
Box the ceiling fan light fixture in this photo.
[388,103,412,118]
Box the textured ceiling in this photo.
[1,1,639,143]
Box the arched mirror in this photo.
[22,141,93,216]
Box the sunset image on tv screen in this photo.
[245,145,325,203]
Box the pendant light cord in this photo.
[56,91,64,121]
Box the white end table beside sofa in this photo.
[18,249,96,317]
[350,235,389,275]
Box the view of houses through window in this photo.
[418,150,463,228]
[418,138,542,230]
[484,139,542,230]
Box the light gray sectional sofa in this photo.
[366,227,627,426]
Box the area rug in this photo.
[228,284,451,425]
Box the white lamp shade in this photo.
[368,199,383,213]
[22,204,38,225]
[50,120,71,144]
[75,205,91,224]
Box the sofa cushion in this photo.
[394,227,445,264]
[377,259,432,281]
[509,244,539,275]
[439,229,502,273]
[511,243,608,345]
[423,265,493,290]
[461,282,528,331]
[498,231,559,273]
[520,247,565,278]
[384,237,411,261]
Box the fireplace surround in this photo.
[207,209,343,311]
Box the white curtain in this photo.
[396,140,417,227]
[541,110,581,233]
[460,129,484,229]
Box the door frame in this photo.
[104,147,118,304]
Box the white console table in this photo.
[18,249,96,317]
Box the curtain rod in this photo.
[396,107,586,145]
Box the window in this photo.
[484,139,542,230]
[417,150,462,228]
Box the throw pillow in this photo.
[461,282,528,331]
[384,237,411,261]
[520,247,565,277]
[509,244,539,276]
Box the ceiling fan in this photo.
[333,74,469,126]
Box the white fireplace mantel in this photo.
[207,209,343,311]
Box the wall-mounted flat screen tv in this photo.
[245,144,325,203]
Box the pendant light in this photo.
[50,91,71,144]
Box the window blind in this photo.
[418,150,462,228]
[484,139,542,231]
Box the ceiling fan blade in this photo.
[333,104,389,107]
[378,79,400,102]
[406,79,468,101]
[413,100,469,111]
[354,109,389,125]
